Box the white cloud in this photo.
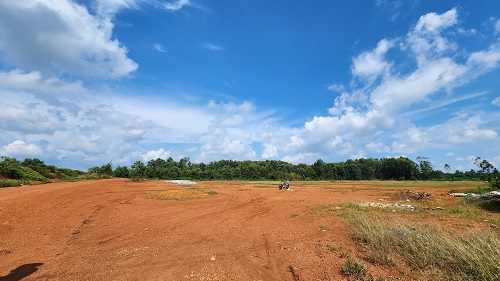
[327,83,345,92]
[153,43,166,52]
[197,100,275,162]
[94,0,140,15]
[408,8,458,64]
[392,115,498,153]
[493,97,500,107]
[141,148,172,162]
[0,69,86,94]
[204,43,224,51]
[370,58,467,113]
[446,152,454,157]
[366,142,390,153]
[352,39,394,83]
[281,153,318,165]
[466,43,500,76]
[414,9,458,33]
[305,108,392,141]
[268,8,500,163]
[1,140,42,157]
[0,0,138,79]
[161,0,190,11]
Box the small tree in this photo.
[444,164,451,173]
[129,160,146,179]
[417,156,434,180]
[113,166,129,178]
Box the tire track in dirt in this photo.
[166,190,265,231]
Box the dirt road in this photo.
[0,179,456,280]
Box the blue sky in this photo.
[0,0,499,171]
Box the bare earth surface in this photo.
[0,179,477,280]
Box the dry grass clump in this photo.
[341,255,386,281]
[145,189,216,201]
[344,210,500,281]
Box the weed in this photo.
[445,207,470,214]
[342,256,384,281]
[326,244,342,252]
[344,211,500,281]
[319,225,330,231]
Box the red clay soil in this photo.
[0,179,477,280]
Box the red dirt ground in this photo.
[0,179,484,280]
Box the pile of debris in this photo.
[358,201,416,211]
[451,191,500,204]
[392,190,431,201]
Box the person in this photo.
[286,180,290,190]
[279,180,284,190]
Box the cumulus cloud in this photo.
[369,58,467,113]
[0,140,42,157]
[197,100,273,162]
[141,148,172,162]
[0,69,86,95]
[269,8,500,163]
[0,85,157,168]
[352,39,394,83]
[391,114,497,154]
[0,0,138,79]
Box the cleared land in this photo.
[0,179,497,280]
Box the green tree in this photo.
[416,156,434,180]
[444,164,451,173]
[113,165,129,178]
[0,156,22,179]
[129,160,146,179]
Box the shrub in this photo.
[489,176,500,189]
[0,180,23,188]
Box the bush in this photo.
[18,166,48,182]
[0,180,23,188]
[489,176,500,189]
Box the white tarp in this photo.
[167,180,197,185]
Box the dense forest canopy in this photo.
[2,155,498,187]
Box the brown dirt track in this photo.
[0,179,480,280]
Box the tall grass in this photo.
[344,211,500,281]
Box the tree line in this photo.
[1,155,498,188]
[90,156,498,182]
